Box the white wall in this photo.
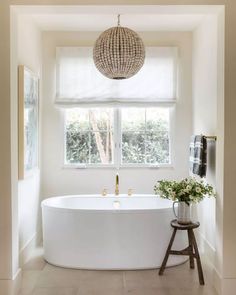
[41,31,192,199]
[192,15,218,259]
[0,2,228,294]
[17,16,42,264]
[0,7,21,284]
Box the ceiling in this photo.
[14,5,222,32]
[28,14,205,32]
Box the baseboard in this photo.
[212,271,236,295]
[0,268,22,295]
[197,232,216,265]
[209,263,236,295]
[197,233,236,295]
[197,232,222,294]
[212,267,222,295]
[19,230,42,267]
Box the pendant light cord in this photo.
[117,14,121,27]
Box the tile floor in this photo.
[18,247,218,295]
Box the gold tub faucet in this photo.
[128,189,133,196]
[115,173,119,196]
[102,189,108,196]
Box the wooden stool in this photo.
[159,219,204,285]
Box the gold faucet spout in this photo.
[115,173,119,196]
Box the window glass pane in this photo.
[121,108,145,131]
[146,108,169,132]
[89,109,114,131]
[66,108,89,130]
[90,131,113,164]
[121,108,170,165]
[66,131,90,164]
[122,132,145,164]
[65,108,114,165]
[146,131,170,164]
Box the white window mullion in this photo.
[88,111,91,165]
[63,111,67,165]
[117,109,122,168]
[169,106,175,167]
[144,109,147,164]
[113,108,121,168]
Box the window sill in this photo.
[62,164,174,170]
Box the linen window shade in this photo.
[55,46,178,107]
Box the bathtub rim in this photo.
[41,194,174,214]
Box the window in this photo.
[58,46,177,168]
[65,108,171,167]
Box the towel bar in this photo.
[204,136,217,141]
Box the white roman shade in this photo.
[55,46,178,107]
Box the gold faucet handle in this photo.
[102,189,108,196]
[128,189,133,196]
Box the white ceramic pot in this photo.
[172,201,192,224]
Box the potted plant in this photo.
[154,177,215,224]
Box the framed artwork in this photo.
[18,65,39,179]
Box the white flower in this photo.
[186,185,192,191]
[196,187,201,193]
[167,188,172,193]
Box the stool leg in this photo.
[159,228,177,275]
[187,229,195,269]
[191,229,205,285]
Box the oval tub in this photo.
[42,195,188,270]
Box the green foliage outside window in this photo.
[65,109,170,165]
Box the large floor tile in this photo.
[175,286,217,295]
[36,268,124,290]
[23,248,46,271]
[43,263,63,272]
[18,270,42,295]
[124,269,168,289]
[18,290,33,295]
[18,247,218,295]
[77,270,124,290]
[35,269,82,288]
[32,287,77,295]
[77,287,125,295]
[124,287,174,295]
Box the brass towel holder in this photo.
[203,135,217,141]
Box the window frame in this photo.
[63,107,174,169]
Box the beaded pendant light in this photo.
[93,15,145,80]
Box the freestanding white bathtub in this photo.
[42,195,188,270]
